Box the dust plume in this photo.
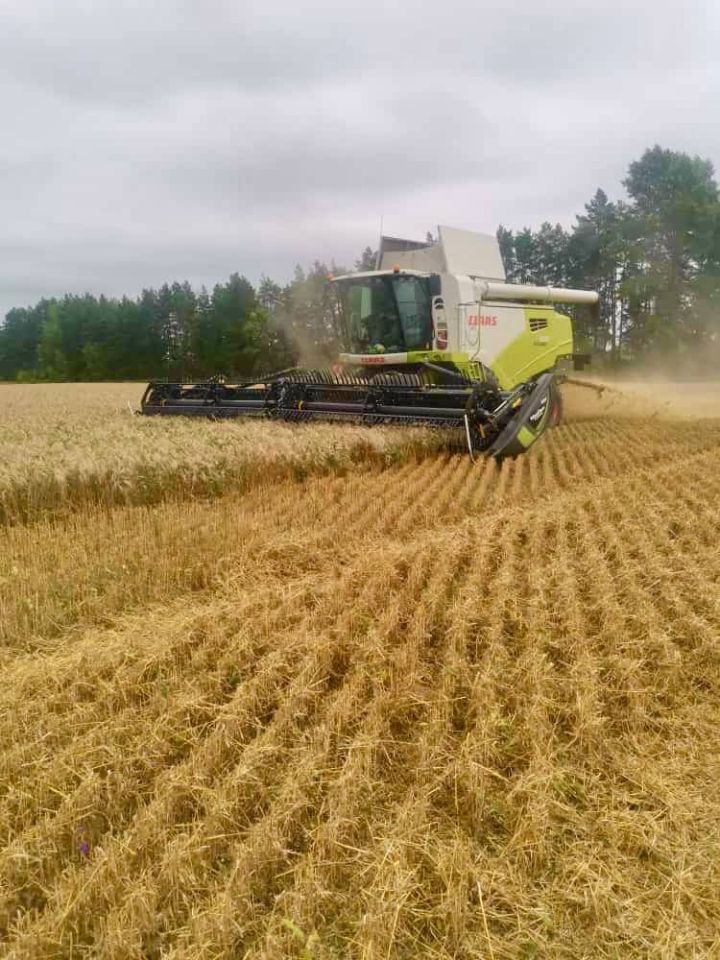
[563,377,720,422]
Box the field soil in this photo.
[1,383,719,958]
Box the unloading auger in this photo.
[141,226,599,459]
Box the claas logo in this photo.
[467,315,497,326]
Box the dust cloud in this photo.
[563,378,720,422]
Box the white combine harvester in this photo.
[142,226,598,459]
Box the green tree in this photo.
[624,145,720,355]
[569,190,623,355]
[37,303,67,379]
[257,275,283,312]
[513,228,538,284]
[210,273,258,375]
[534,222,569,286]
[0,307,43,379]
[354,246,377,271]
[276,261,347,365]
[496,226,516,279]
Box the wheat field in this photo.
[0,384,443,526]
[1,382,720,958]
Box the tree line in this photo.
[1,145,719,382]
[498,145,720,369]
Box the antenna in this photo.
[376,214,383,270]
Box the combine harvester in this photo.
[141,227,598,459]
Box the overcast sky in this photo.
[1,0,719,317]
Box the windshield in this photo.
[336,275,432,354]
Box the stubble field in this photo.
[1,381,719,958]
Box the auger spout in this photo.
[476,281,599,306]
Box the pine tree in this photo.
[37,303,67,380]
[354,247,377,271]
[624,145,720,355]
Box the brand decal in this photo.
[467,315,497,327]
[529,397,548,426]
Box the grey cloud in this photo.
[1,0,716,106]
[0,0,719,318]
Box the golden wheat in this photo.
[1,383,720,957]
[0,383,443,524]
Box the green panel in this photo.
[516,425,535,449]
[491,310,573,390]
[406,350,469,364]
[354,350,479,383]
[404,351,482,381]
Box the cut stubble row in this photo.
[1,410,720,957]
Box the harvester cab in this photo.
[332,226,596,389]
[141,226,599,460]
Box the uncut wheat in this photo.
[0,383,442,524]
